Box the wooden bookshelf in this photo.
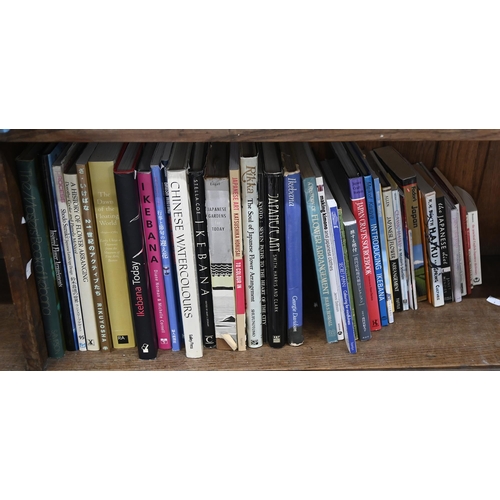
[1,130,499,370]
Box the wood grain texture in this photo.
[0,149,48,370]
[3,129,500,142]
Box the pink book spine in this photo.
[138,171,171,349]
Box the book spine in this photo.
[64,173,100,350]
[161,166,183,351]
[76,162,113,351]
[258,167,267,343]
[302,177,338,342]
[284,171,303,346]
[317,183,343,341]
[137,171,171,349]
[436,196,453,303]
[459,204,472,294]
[240,155,263,348]
[392,187,409,311]
[229,162,247,351]
[456,205,467,296]
[348,177,381,330]
[88,160,136,348]
[114,169,158,360]
[331,205,356,353]
[383,187,402,312]
[264,172,287,348]
[423,192,445,307]
[448,205,463,303]
[400,198,415,309]
[40,150,78,350]
[364,175,389,326]
[205,176,237,351]
[168,169,204,358]
[188,170,216,349]
[374,181,394,323]
[469,209,482,286]
[16,157,66,358]
[53,164,87,350]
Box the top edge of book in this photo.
[114,143,143,173]
[261,142,282,175]
[167,142,193,171]
[204,142,228,177]
[88,142,124,163]
[373,146,416,185]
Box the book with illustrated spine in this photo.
[76,143,113,351]
[137,143,171,350]
[239,142,263,348]
[229,142,246,351]
[167,142,204,358]
[114,143,158,359]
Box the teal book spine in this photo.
[16,145,66,358]
[302,176,337,343]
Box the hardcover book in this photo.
[40,142,78,351]
[188,142,216,348]
[76,143,113,351]
[167,142,204,358]
[294,142,338,343]
[373,146,427,303]
[261,142,287,348]
[137,143,171,350]
[454,186,482,287]
[279,142,303,346]
[257,152,267,343]
[239,142,263,348]
[204,143,237,350]
[321,156,371,341]
[412,162,445,307]
[88,142,136,349]
[347,142,389,326]
[330,142,381,331]
[229,142,247,351]
[16,144,66,358]
[160,144,183,351]
[114,143,158,359]
[52,144,87,350]
[64,148,101,350]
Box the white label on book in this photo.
[487,296,500,307]
[26,259,32,279]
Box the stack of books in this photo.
[15,140,482,360]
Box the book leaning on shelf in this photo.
[114,142,158,360]
[88,142,136,349]
[166,142,204,359]
[15,143,66,358]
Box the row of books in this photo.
[15,140,482,360]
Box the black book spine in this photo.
[189,169,216,348]
[258,165,267,343]
[436,195,453,303]
[39,145,78,351]
[264,171,286,348]
[114,169,158,360]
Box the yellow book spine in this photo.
[88,160,135,348]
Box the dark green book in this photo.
[16,144,66,358]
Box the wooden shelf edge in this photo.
[2,129,500,142]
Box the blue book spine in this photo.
[363,174,389,326]
[302,177,337,343]
[330,204,356,353]
[284,171,303,346]
[152,164,182,351]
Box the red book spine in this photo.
[350,193,382,331]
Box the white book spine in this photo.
[392,188,409,311]
[52,165,87,350]
[455,204,467,296]
[64,173,100,350]
[408,229,417,310]
[468,209,482,285]
[424,192,445,307]
[316,178,344,340]
[240,153,262,348]
[448,205,462,303]
[382,188,397,316]
[167,169,204,358]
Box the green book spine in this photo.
[16,145,66,358]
